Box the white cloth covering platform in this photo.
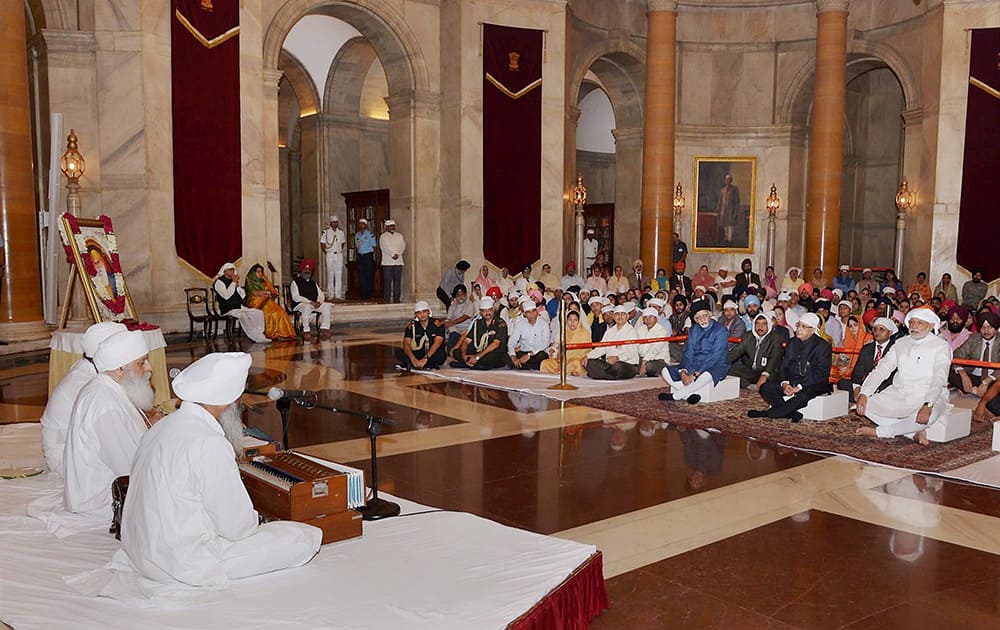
[415,366,667,402]
[0,423,598,630]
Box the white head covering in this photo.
[358,218,368,225]
[786,266,802,276]
[81,322,127,358]
[172,352,252,406]
[872,317,899,335]
[648,298,665,308]
[385,219,396,227]
[718,266,728,272]
[588,296,604,306]
[798,312,821,330]
[329,216,340,223]
[882,286,896,295]
[642,307,658,318]
[904,307,940,333]
[216,262,236,278]
[838,300,853,310]
[94,330,149,372]
[862,267,872,274]
[413,300,430,313]
[777,292,792,302]
[613,304,630,314]
[839,264,850,271]
[722,300,738,310]
[479,296,495,310]
[519,298,537,312]
[832,288,844,298]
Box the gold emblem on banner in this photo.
[201,0,214,11]
[508,52,520,71]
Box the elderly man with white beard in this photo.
[40,321,125,476]
[855,307,952,445]
[63,330,156,519]
[110,353,321,588]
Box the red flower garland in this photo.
[60,213,128,316]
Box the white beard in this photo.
[119,368,155,410]
[218,403,245,457]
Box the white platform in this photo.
[993,421,1000,452]
[926,406,972,443]
[801,390,850,422]
[701,376,740,403]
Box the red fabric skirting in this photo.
[509,551,609,630]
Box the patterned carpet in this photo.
[570,389,997,473]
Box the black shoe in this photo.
[658,393,674,401]
[686,394,701,405]
[449,360,465,368]
[789,412,803,423]
[747,409,766,418]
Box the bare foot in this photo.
[855,426,878,438]
[913,430,929,446]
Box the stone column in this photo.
[804,0,849,282]
[640,0,678,275]
[0,3,49,341]
[613,127,644,269]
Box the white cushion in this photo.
[701,376,740,403]
[801,390,849,422]
[926,406,972,443]
[993,421,1000,452]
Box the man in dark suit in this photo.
[950,310,1000,397]
[734,258,761,293]
[748,312,832,422]
[838,317,897,402]
[669,261,693,296]
[728,312,785,389]
[628,259,646,291]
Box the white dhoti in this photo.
[661,369,715,401]
[325,253,344,299]
[294,301,333,332]
[220,521,322,580]
[865,391,948,439]
[228,308,269,343]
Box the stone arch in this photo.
[263,0,428,96]
[568,39,646,130]
[778,39,920,127]
[279,50,320,118]
[323,36,379,117]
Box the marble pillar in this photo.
[0,2,48,340]
[613,127,644,270]
[804,0,849,282]
[640,0,678,275]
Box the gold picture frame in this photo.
[59,215,139,324]
[692,156,757,253]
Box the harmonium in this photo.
[239,452,363,545]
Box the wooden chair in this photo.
[184,288,220,341]
[208,289,242,342]
[282,282,320,335]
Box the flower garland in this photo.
[59,213,128,315]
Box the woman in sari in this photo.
[691,265,714,291]
[473,265,497,292]
[244,263,297,340]
[830,316,870,382]
[540,309,591,376]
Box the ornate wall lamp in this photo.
[672,183,685,240]
[893,178,914,274]
[60,129,86,215]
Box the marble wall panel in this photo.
[576,151,615,205]
[359,122,389,191]
[93,0,139,32]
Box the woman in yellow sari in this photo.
[244,263,297,340]
[541,310,591,376]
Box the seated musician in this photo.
[395,301,446,371]
[113,353,321,587]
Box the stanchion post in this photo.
[549,297,578,391]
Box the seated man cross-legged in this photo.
[637,307,672,377]
[454,296,509,370]
[507,297,551,370]
[112,353,321,587]
[855,307,952,445]
[727,312,785,390]
[748,312,832,422]
[395,301,446,371]
[660,299,730,404]
[583,305,640,380]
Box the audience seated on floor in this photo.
[637,307,671,377]
[748,313,831,422]
[727,312,784,390]
[659,299,729,404]
[508,298,551,371]
[395,301,446,371]
[583,305,639,380]
[452,297,509,370]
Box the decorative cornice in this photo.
[901,107,924,127]
[816,0,850,13]
[648,0,679,13]
[612,127,644,144]
[263,69,284,90]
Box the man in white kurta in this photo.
[320,216,346,299]
[63,330,152,519]
[379,219,406,303]
[637,307,671,377]
[289,259,333,337]
[507,299,551,370]
[40,321,125,476]
[583,305,640,380]
[114,353,321,587]
[856,307,952,445]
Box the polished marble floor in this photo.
[6,327,999,628]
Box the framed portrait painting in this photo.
[59,215,139,324]
[692,157,757,252]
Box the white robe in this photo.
[860,333,952,438]
[114,401,321,587]
[63,373,148,519]
[212,278,269,343]
[40,358,97,476]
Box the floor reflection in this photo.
[410,381,564,412]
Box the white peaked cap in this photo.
[613,305,630,314]
[385,219,396,226]
[94,330,149,372]
[642,307,658,318]
[81,322,127,358]
[414,300,430,313]
[798,313,821,330]
[172,352,252,406]
[479,296,495,310]
[872,317,899,335]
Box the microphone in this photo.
[267,387,315,401]
[169,368,181,379]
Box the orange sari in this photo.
[245,273,297,340]
[831,325,871,381]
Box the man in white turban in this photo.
[63,330,154,518]
[856,307,952,445]
[40,322,125,475]
[113,353,321,587]
[212,262,269,343]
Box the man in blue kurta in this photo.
[659,299,729,404]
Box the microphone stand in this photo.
[294,398,400,521]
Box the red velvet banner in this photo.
[957,27,1000,281]
[483,24,543,273]
[171,0,242,279]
